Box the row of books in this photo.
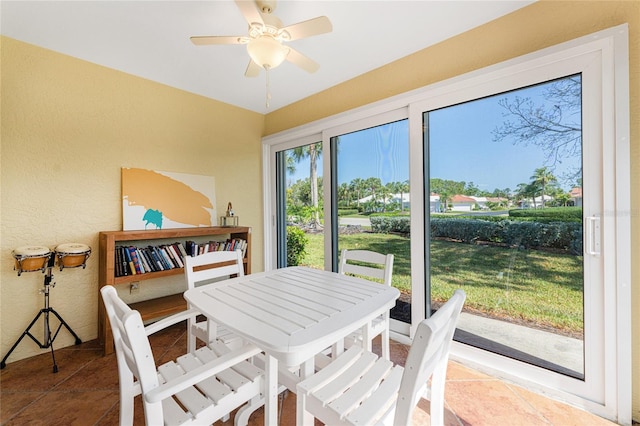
[184,238,247,257]
[114,238,247,277]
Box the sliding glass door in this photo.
[425,75,585,378]
[274,141,324,269]
[264,26,629,421]
[407,46,612,406]
[330,120,411,325]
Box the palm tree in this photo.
[516,182,536,208]
[364,177,382,212]
[530,167,557,209]
[379,184,393,212]
[291,142,322,228]
[398,180,409,212]
[350,178,366,209]
[338,182,351,206]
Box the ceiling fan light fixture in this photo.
[247,36,289,69]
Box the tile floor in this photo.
[0,321,616,426]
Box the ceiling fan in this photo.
[190,0,332,77]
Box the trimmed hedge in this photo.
[370,216,411,234]
[431,218,582,253]
[286,226,308,266]
[370,215,583,254]
[509,207,582,219]
[338,209,359,216]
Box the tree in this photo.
[291,142,322,229]
[364,177,382,211]
[349,178,366,210]
[515,182,539,209]
[492,75,582,183]
[530,167,557,209]
[553,191,572,207]
[390,180,410,212]
[379,183,393,212]
[430,178,465,212]
[338,182,351,207]
[464,181,480,196]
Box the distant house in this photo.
[430,193,442,212]
[519,194,554,209]
[485,196,510,208]
[357,192,411,210]
[470,196,489,210]
[570,187,583,207]
[450,194,477,212]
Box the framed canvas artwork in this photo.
[122,168,217,230]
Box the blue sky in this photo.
[287,78,582,193]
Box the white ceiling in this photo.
[1,1,534,114]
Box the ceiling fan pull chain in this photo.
[265,66,272,109]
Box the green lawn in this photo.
[298,232,584,335]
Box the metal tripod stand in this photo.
[0,253,82,373]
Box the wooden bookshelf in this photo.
[98,226,251,354]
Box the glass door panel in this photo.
[332,120,411,323]
[277,142,324,269]
[426,75,585,377]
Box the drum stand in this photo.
[0,254,82,373]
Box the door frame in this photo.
[262,25,630,423]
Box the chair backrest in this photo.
[101,285,160,397]
[338,249,394,286]
[183,250,244,290]
[394,289,466,425]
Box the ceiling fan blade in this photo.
[235,0,264,26]
[245,59,261,77]
[286,47,320,73]
[280,16,332,41]
[190,35,248,45]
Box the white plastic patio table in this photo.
[183,266,400,425]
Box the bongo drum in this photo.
[12,245,51,275]
[54,243,91,270]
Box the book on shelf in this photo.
[128,246,143,274]
[148,246,165,271]
[123,246,136,275]
[137,247,153,273]
[112,239,246,278]
[166,244,184,268]
[139,248,155,272]
[115,246,123,277]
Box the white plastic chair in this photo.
[100,285,264,426]
[184,250,244,353]
[297,289,466,426]
[339,249,394,359]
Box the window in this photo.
[263,25,630,423]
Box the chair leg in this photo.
[187,317,196,353]
[331,338,345,359]
[296,389,308,426]
[429,360,448,426]
[381,328,390,360]
[235,395,265,426]
[362,323,373,352]
[119,373,135,426]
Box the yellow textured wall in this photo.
[0,36,264,363]
[264,0,640,420]
[1,0,638,420]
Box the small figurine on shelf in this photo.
[220,202,238,226]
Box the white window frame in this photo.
[262,24,630,423]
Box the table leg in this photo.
[297,358,315,425]
[266,354,278,425]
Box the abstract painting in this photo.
[122,168,216,230]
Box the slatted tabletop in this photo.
[184,266,400,367]
[184,266,399,425]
